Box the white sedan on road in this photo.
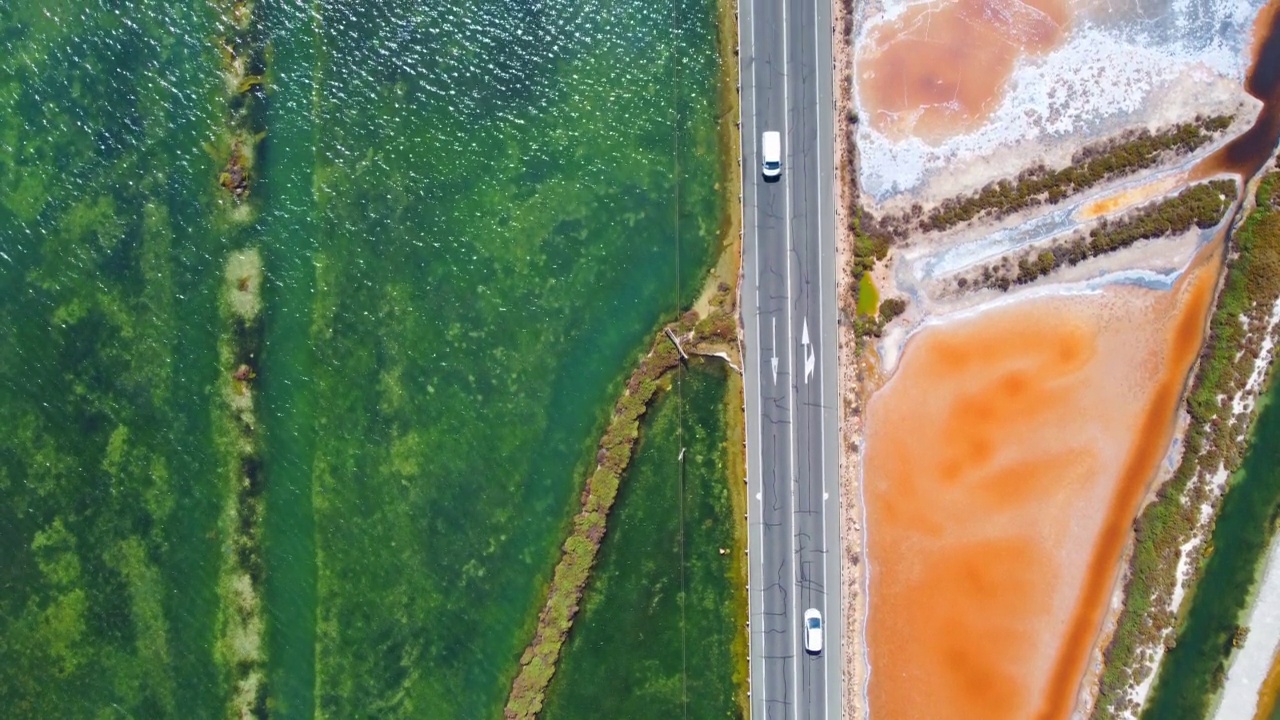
[803,608,823,654]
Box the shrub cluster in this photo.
[842,119,1232,337]
[878,297,906,322]
[921,117,1233,234]
[1093,173,1280,719]
[967,180,1235,291]
[850,225,890,280]
[841,144,908,335]
[847,218,917,338]
[694,308,739,345]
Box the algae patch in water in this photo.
[0,0,740,717]
[0,1,227,713]
[277,1,728,716]
[856,273,880,316]
[541,362,747,719]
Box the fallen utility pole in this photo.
[664,326,689,361]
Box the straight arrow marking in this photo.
[771,317,779,384]
[802,317,815,384]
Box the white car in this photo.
[761,131,782,179]
[803,608,823,654]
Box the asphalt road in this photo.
[739,0,842,717]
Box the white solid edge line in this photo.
[746,0,769,716]
[812,0,831,717]
[781,0,801,716]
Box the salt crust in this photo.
[853,0,1266,206]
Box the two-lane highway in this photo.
[740,0,841,717]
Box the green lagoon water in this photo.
[542,362,746,719]
[0,0,731,717]
[1145,367,1280,719]
[0,2,226,715]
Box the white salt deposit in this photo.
[853,0,1267,204]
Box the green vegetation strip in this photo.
[971,179,1236,291]
[841,130,901,339]
[842,119,1235,342]
[1094,172,1280,720]
[504,311,734,720]
[923,117,1232,233]
[856,274,880,316]
[1141,172,1280,719]
[210,2,271,716]
[215,250,268,719]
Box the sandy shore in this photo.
[1214,531,1280,719]
[832,0,870,716]
[1200,294,1280,720]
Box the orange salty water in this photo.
[1076,175,1184,221]
[856,0,1069,142]
[1252,644,1280,720]
[1194,0,1280,180]
[863,254,1218,718]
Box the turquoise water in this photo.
[542,362,747,719]
[0,0,728,716]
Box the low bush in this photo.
[970,180,1236,291]
[921,117,1234,234]
[878,297,907,322]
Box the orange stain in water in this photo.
[857,0,1070,142]
[1077,175,1184,221]
[863,250,1219,719]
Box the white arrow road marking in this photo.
[771,317,779,384]
[802,317,815,384]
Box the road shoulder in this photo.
[831,0,870,717]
